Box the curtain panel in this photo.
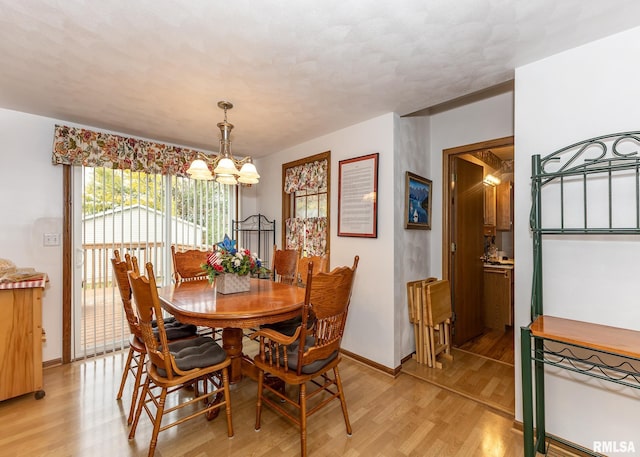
[52,124,214,177]
[284,159,328,194]
[285,218,305,250]
[285,217,327,256]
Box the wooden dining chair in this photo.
[274,251,329,339]
[171,245,223,339]
[111,250,198,425]
[111,250,147,425]
[259,245,303,336]
[127,258,233,457]
[252,255,359,457]
[296,252,329,286]
[271,244,299,285]
[171,245,210,283]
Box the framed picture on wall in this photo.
[405,171,432,230]
[338,153,379,237]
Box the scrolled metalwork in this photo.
[538,131,640,178]
[532,342,640,389]
[531,131,640,234]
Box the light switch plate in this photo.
[43,233,61,246]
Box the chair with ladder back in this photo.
[111,250,198,425]
[127,257,233,457]
[252,256,359,457]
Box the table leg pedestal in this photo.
[221,327,286,395]
[222,328,244,383]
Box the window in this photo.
[294,187,327,219]
[282,151,330,257]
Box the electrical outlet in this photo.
[43,233,61,246]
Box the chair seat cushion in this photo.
[152,317,198,340]
[156,336,226,376]
[283,335,338,374]
[261,316,302,337]
[151,316,175,327]
[261,313,316,337]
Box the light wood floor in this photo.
[458,327,515,365]
[402,348,515,416]
[0,351,525,456]
[401,329,580,457]
[402,327,516,416]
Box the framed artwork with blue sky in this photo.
[405,171,432,230]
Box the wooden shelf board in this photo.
[530,315,640,359]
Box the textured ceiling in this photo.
[1,1,640,157]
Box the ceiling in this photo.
[1,1,640,158]
[488,145,514,161]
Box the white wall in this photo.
[394,115,432,361]
[252,113,398,368]
[429,91,514,279]
[0,109,63,362]
[0,108,220,363]
[514,26,640,452]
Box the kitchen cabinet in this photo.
[496,181,513,231]
[483,225,496,237]
[0,280,46,401]
[482,266,513,330]
[484,185,496,226]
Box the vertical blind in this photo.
[78,168,232,358]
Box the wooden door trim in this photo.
[63,165,71,364]
[441,136,514,281]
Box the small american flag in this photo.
[207,251,220,266]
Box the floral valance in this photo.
[284,159,328,194]
[51,124,212,178]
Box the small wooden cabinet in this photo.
[496,181,513,231]
[0,282,46,401]
[484,185,496,226]
[483,266,513,330]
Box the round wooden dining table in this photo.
[158,278,306,383]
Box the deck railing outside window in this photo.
[76,167,233,359]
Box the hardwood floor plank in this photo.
[0,351,525,456]
[401,349,516,416]
[457,327,515,365]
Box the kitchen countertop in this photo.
[484,260,514,269]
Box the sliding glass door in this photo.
[72,166,233,359]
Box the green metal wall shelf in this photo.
[523,131,640,457]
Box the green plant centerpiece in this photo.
[202,235,269,293]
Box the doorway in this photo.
[402,136,515,415]
[450,157,484,346]
[442,136,514,357]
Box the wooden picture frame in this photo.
[405,171,432,230]
[338,153,378,237]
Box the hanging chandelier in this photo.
[186,101,260,185]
